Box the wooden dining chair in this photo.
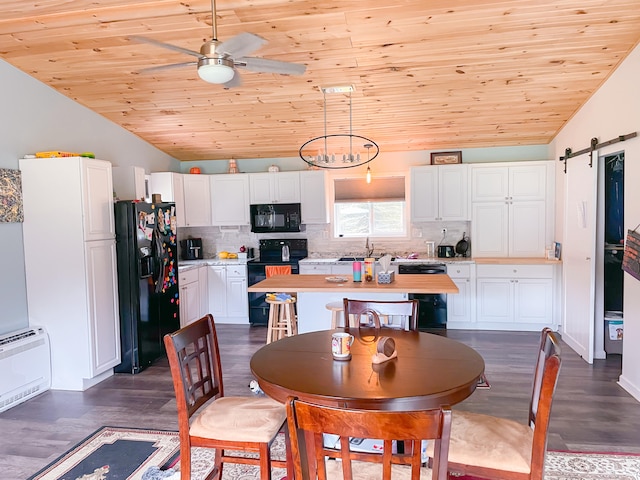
[163,314,287,480]
[286,396,452,480]
[343,298,420,331]
[427,327,561,480]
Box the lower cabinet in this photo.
[207,264,249,323]
[475,264,554,331]
[446,264,475,329]
[179,267,207,327]
[300,264,332,275]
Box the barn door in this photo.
[562,153,598,363]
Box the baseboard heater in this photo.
[0,326,51,413]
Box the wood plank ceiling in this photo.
[1,0,639,162]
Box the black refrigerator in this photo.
[114,201,180,374]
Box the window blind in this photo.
[334,176,405,203]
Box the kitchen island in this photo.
[248,273,458,332]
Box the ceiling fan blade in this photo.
[129,35,202,58]
[139,62,197,74]
[215,32,267,59]
[236,57,306,75]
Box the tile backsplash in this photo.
[179,221,470,260]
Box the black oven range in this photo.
[246,238,308,326]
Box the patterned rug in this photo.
[28,426,640,480]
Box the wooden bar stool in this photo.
[325,301,346,329]
[266,296,297,344]
[265,265,297,344]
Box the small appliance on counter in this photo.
[437,245,455,258]
[181,237,203,260]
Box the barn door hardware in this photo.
[559,132,637,173]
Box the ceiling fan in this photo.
[130,0,306,88]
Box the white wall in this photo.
[552,44,640,401]
[0,59,178,335]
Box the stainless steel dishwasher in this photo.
[397,263,447,329]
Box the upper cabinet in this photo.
[150,172,185,227]
[82,159,116,241]
[471,163,547,202]
[470,162,552,257]
[249,172,300,204]
[300,170,329,224]
[182,174,212,227]
[410,164,468,222]
[112,166,146,201]
[210,173,250,226]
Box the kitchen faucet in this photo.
[365,237,374,258]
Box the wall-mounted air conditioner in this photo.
[0,326,51,413]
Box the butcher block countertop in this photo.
[247,273,459,294]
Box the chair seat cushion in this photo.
[426,410,533,474]
[190,396,286,443]
[325,458,431,480]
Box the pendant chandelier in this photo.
[299,85,379,169]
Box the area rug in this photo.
[29,426,640,480]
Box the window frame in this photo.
[330,172,410,240]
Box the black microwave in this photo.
[250,203,302,233]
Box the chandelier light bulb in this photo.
[366,166,372,184]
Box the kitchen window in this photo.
[333,176,407,238]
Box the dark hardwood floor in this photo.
[2,327,639,479]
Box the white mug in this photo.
[332,332,354,359]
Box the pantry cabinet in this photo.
[210,174,250,226]
[249,172,300,204]
[150,172,185,227]
[475,264,554,331]
[411,164,468,222]
[20,157,120,390]
[300,170,329,224]
[182,174,212,227]
[470,162,551,257]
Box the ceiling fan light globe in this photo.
[197,57,235,84]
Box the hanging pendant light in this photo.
[299,85,379,169]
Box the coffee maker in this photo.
[181,238,203,260]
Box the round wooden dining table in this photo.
[250,329,485,411]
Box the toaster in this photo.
[437,245,455,258]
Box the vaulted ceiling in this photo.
[1,0,639,162]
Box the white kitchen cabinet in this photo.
[112,166,146,201]
[207,264,249,323]
[300,264,332,274]
[475,264,554,331]
[471,162,551,257]
[150,172,185,227]
[249,172,300,204]
[182,174,212,226]
[20,156,120,391]
[447,264,475,328]
[179,268,203,327]
[411,164,468,222]
[210,174,250,226]
[226,265,249,318]
[300,170,329,223]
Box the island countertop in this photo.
[247,273,459,294]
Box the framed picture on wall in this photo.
[431,151,462,165]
